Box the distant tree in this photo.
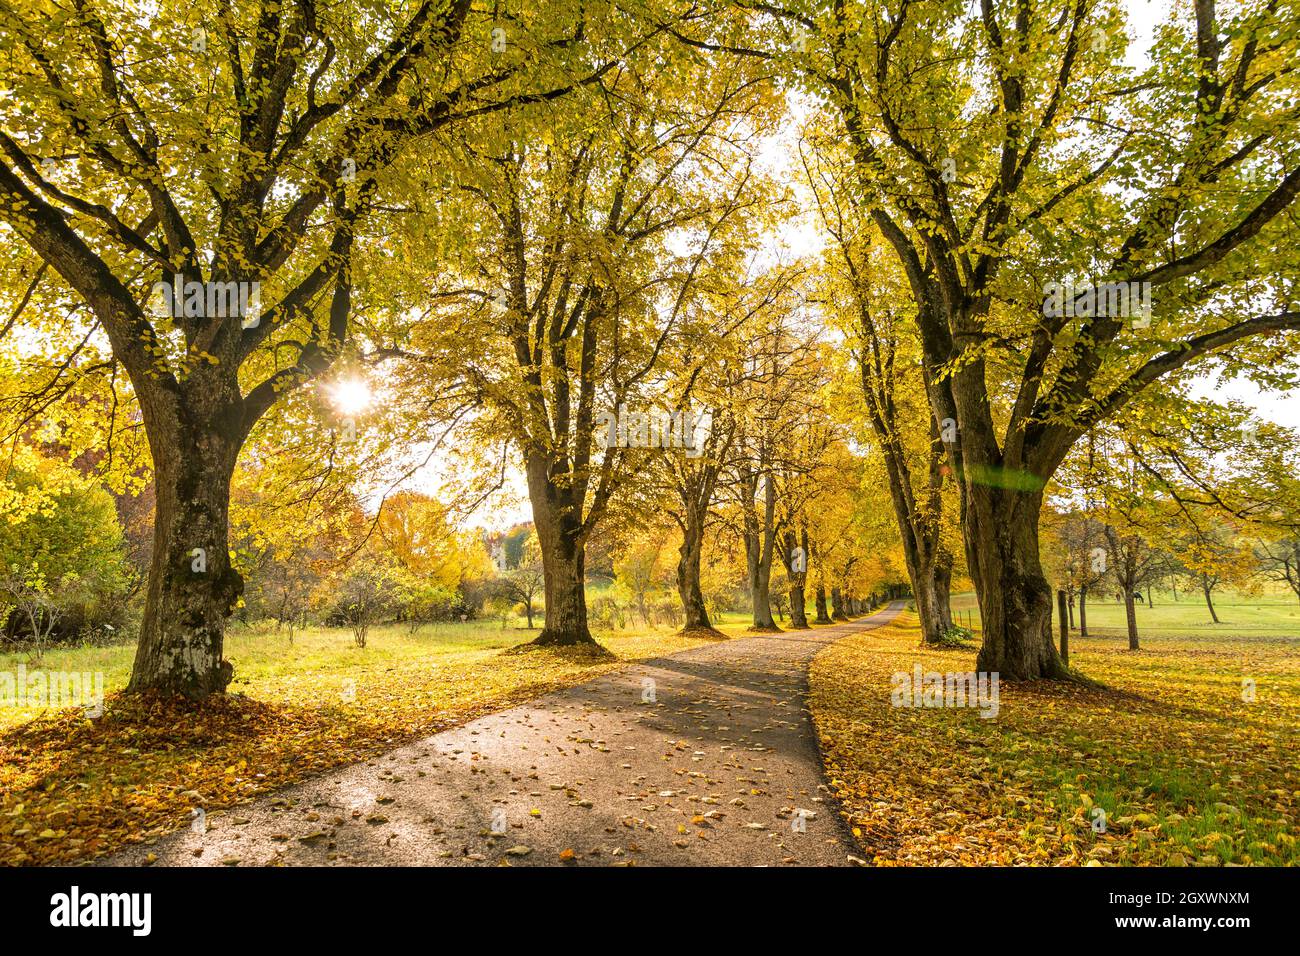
[495,534,545,629]
[1177,522,1258,624]
[616,539,665,627]
[331,561,405,649]
[1255,537,1300,603]
[0,449,129,651]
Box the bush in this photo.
[590,594,628,629]
[403,582,462,631]
[0,450,132,650]
[324,563,406,647]
[935,624,974,647]
[651,597,682,628]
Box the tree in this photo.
[656,269,793,635]
[331,559,405,648]
[615,537,667,626]
[495,533,545,628]
[1256,537,1300,603]
[1176,520,1258,623]
[402,41,778,646]
[725,294,827,630]
[807,139,958,643]
[1101,521,1165,651]
[0,447,129,653]
[0,0,632,696]
[1045,511,1108,636]
[680,0,1300,677]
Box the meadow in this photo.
[811,600,1299,866]
[0,611,753,865]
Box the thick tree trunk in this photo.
[968,489,1070,680]
[1078,585,1089,637]
[676,518,717,633]
[914,553,953,643]
[782,529,809,629]
[525,455,596,646]
[127,426,241,698]
[814,584,832,624]
[1124,589,1139,649]
[788,583,808,628]
[830,586,847,620]
[750,558,778,629]
[743,472,779,631]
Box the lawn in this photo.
[0,614,739,865]
[810,610,1299,865]
[950,586,1300,636]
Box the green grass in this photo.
[950,586,1300,637]
[0,609,768,734]
[0,610,744,864]
[811,611,1300,866]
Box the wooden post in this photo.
[1057,589,1069,667]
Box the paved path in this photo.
[105,603,904,867]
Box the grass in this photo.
[810,610,1299,866]
[950,585,1300,637]
[0,614,736,865]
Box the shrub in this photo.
[325,563,406,648]
[403,582,461,632]
[652,597,682,628]
[590,594,628,629]
[0,450,131,650]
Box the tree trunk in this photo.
[1067,591,1075,628]
[1056,589,1069,667]
[875,428,953,644]
[914,553,953,643]
[751,557,778,629]
[788,584,808,627]
[782,529,809,629]
[1124,589,1139,650]
[1079,585,1089,637]
[968,489,1069,680]
[127,426,241,698]
[525,454,595,646]
[814,583,832,624]
[1203,584,1220,624]
[676,518,716,632]
[525,602,535,629]
[830,586,847,621]
[744,472,779,631]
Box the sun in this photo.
[328,378,374,417]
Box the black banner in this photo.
[0,865,1287,943]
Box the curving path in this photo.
[104,602,905,867]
